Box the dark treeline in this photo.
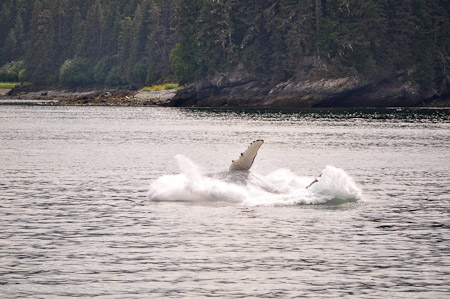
[0,0,178,86]
[0,0,449,90]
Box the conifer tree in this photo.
[170,0,203,83]
[146,0,177,83]
[284,0,317,70]
[127,0,151,83]
[0,2,14,64]
[117,16,133,82]
[24,0,56,84]
[77,0,106,63]
[47,0,72,66]
[2,13,25,63]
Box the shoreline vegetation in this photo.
[139,83,182,92]
[0,82,19,89]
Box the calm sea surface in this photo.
[0,106,449,298]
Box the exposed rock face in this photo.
[134,89,176,105]
[171,63,271,107]
[263,76,363,108]
[171,60,442,108]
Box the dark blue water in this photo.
[0,106,449,298]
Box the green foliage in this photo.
[131,58,149,83]
[94,56,115,84]
[0,0,179,87]
[0,60,25,82]
[139,83,181,92]
[145,0,178,83]
[59,58,93,87]
[0,82,19,89]
[145,63,161,85]
[24,0,57,85]
[170,0,450,90]
[105,65,124,86]
[77,0,106,63]
[318,0,387,75]
[170,43,197,85]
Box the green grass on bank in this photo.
[0,82,19,89]
[139,83,182,92]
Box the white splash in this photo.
[148,155,362,206]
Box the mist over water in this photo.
[0,106,449,298]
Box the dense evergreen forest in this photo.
[0,0,178,86]
[0,0,449,92]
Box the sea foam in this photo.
[148,155,362,206]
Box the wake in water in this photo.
[148,155,362,206]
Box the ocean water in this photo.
[0,106,449,298]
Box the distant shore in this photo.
[1,86,449,108]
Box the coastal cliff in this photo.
[171,62,446,108]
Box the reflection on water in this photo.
[0,106,449,298]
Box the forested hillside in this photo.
[0,0,449,95]
[172,0,450,91]
[0,0,178,86]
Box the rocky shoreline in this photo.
[1,75,449,108]
[0,87,177,106]
[171,77,450,109]
[170,61,450,108]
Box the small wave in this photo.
[148,155,362,206]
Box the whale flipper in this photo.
[229,140,264,171]
[306,173,322,189]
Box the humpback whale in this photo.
[228,139,318,189]
[148,139,362,204]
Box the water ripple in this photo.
[0,106,449,298]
